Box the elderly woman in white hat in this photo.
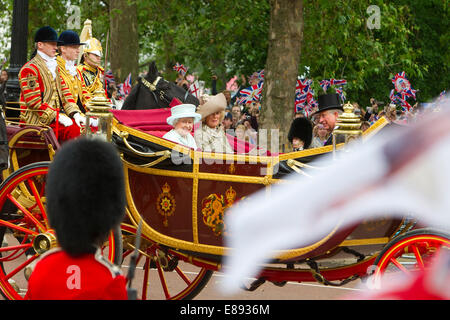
[194,93,234,153]
[163,103,201,149]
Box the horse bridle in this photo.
[141,76,190,104]
[141,76,172,105]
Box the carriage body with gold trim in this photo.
[0,100,448,300]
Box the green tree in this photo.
[259,0,303,151]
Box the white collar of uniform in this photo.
[64,59,78,77]
[37,50,57,79]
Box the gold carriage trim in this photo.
[362,116,389,140]
[156,182,176,227]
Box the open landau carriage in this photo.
[0,87,449,300]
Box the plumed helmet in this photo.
[46,138,125,256]
[288,117,313,149]
[83,38,103,57]
[34,26,60,43]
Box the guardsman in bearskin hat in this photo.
[288,117,313,151]
[57,30,92,115]
[25,137,127,300]
[19,26,85,142]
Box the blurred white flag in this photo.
[221,96,450,294]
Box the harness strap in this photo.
[141,76,161,91]
[140,76,176,105]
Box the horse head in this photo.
[122,61,200,110]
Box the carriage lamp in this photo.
[332,102,363,157]
[84,90,113,142]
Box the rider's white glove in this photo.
[89,117,99,127]
[73,112,86,127]
[58,114,73,127]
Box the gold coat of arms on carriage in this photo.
[201,186,237,236]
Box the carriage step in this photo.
[241,278,266,291]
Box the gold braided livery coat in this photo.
[57,56,91,114]
[76,63,106,98]
[19,54,80,126]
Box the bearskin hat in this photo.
[46,138,125,257]
[288,117,313,149]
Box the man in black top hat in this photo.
[312,93,344,146]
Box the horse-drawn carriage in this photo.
[0,68,448,300]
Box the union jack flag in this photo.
[295,78,318,116]
[320,79,347,93]
[120,73,132,96]
[257,69,264,80]
[173,62,187,76]
[238,81,263,104]
[104,69,115,85]
[335,86,346,102]
[390,71,417,111]
[249,69,264,83]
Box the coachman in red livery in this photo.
[18,26,85,143]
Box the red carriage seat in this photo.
[111,108,269,155]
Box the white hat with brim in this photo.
[197,93,227,120]
[167,104,202,126]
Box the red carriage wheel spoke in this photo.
[6,194,46,233]
[390,257,410,274]
[26,178,48,227]
[174,266,192,285]
[155,259,170,299]
[0,243,32,254]
[141,257,151,300]
[0,219,39,236]
[4,254,38,281]
[411,244,425,270]
[0,242,33,263]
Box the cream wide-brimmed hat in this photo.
[166,104,202,126]
[196,93,227,120]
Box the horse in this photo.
[121,61,200,110]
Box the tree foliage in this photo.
[0,0,447,105]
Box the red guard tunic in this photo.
[25,248,128,300]
[19,53,82,142]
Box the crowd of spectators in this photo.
[173,70,434,154]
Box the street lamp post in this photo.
[5,0,29,119]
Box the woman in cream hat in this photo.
[194,93,234,153]
[163,103,201,149]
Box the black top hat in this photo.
[288,117,313,149]
[312,93,344,116]
[46,138,125,257]
[58,30,85,46]
[34,26,60,43]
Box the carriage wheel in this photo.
[0,162,121,300]
[372,228,450,284]
[119,223,213,300]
